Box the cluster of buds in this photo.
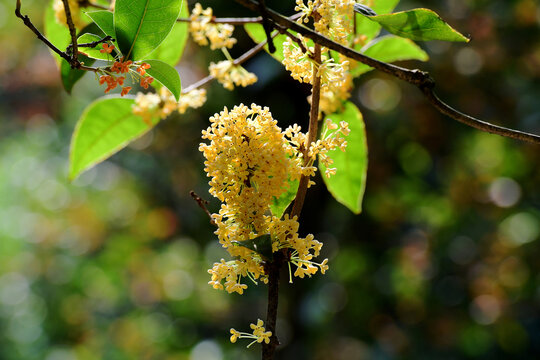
[96,44,154,97]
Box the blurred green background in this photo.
[1,0,540,359]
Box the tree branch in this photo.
[233,0,540,144]
[178,16,264,25]
[61,0,78,63]
[181,31,274,94]
[261,251,285,360]
[291,42,322,219]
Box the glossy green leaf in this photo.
[60,23,103,93]
[351,35,429,77]
[271,178,299,218]
[114,0,182,60]
[319,102,368,214]
[69,97,160,180]
[85,11,120,51]
[244,24,287,62]
[44,0,71,66]
[60,54,95,93]
[146,2,190,66]
[143,60,181,101]
[362,8,470,42]
[76,34,112,60]
[355,0,400,45]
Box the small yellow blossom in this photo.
[209,61,257,90]
[178,89,207,114]
[190,3,237,50]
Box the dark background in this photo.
[1,0,540,359]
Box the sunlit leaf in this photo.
[319,102,368,214]
[85,10,120,51]
[361,8,470,42]
[271,177,299,218]
[114,0,182,60]
[146,2,190,66]
[354,0,400,45]
[351,35,429,77]
[244,23,288,62]
[76,33,112,60]
[69,97,160,180]
[144,60,181,101]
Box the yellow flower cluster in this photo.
[200,104,332,293]
[314,0,355,45]
[230,319,272,347]
[53,0,83,28]
[209,61,258,90]
[189,3,237,50]
[282,37,351,113]
[178,89,207,114]
[132,87,204,125]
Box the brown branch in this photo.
[291,42,322,219]
[178,16,264,25]
[261,251,285,360]
[15,0,73,63]
[61,0,78,63]
[15,0,101,72]
[67,35,113,51]
[80,1,109,10]
[233,0,540,144]
[190,191,216,226]
[181,32,272,94]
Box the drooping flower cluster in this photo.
[189,3,237,50]
[95,43,154,97]
[200,104,343,294]
[132,87,189,125]
[285,1,358,113]
[209,61,258,90]
[230,319,272,347]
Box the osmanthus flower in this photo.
[208,61,258,90]
[200,104,338,294]
[189,3,237,50]
[95,50,154,97]
[177,89,207,114]
[131,88,179,125]
[230,319,272,347]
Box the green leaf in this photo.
[145,2,190,66]
[144,60,181,101]
[319,102,368,214]
[244,24,288,62]
[362,8,470,42]
[271,177,299,218]
[85,11,120,51]
[354,0,400,45]
[76,33,112,60]
[351,35,429,77]
[44,0,71,66]
[114,0,182,60]
[60,54,95,93]
[233,235,273,260]
[69,97,160,180]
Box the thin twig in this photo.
[178,16,264,24]
[67,35,113,51]
[258,0,276,53]
[15,0,73,63]
[61,0,78,63]
[81,0,109,10]
[261,251,285,360]
[190,191,216,226]
[181,33,273,94]
[290,38,322,219]
[233,0,540,144]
